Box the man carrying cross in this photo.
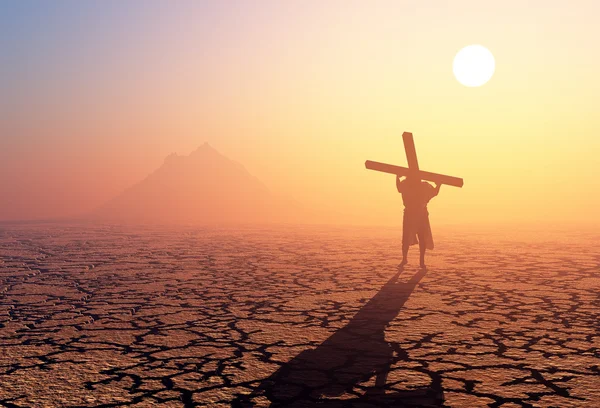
[365,131,463,268]
[396,175,440,267]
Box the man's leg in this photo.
[419,211,433,268]
[401,241,409,265]
[401,213,409,265]
[418,234,426,268]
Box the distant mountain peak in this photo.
[192,142,216,153]
[163,143,222,165]
[92,143,296,225]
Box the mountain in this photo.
[91,143,294,225]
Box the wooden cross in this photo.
[365,132,464,187]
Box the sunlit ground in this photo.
[0,224,598,407]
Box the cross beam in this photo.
[365,132,464,188]
[402,132,420,172]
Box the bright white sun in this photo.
[453,45,495,87]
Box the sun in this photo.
[453,45,495,87]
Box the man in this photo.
[396,175,441,268]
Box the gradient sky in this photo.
[1,1,599,226]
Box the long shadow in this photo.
[233,266,444,407]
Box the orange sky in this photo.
[1,1,599,226]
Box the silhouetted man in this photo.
[396,175,441,268]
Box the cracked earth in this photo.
[0,224,599,407]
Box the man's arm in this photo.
[396,175,404,193]
[433,183,442,196]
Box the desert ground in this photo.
[0,223,599,407]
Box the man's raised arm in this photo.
[396,175,404,193]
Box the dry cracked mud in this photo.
[0,224,599,407]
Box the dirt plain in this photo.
[0,223,599,407]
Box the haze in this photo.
[2,1,599,226]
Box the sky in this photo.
[1,1,599,226]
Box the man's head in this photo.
[405,175,420,186]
